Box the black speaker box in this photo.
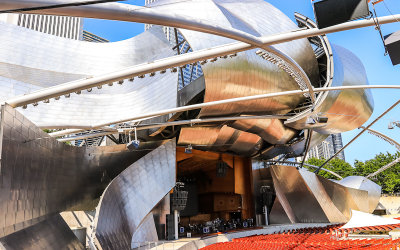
[313,0,369,29]
[385,31,400,66]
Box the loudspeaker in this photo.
[166,214,175,240]
[313,0,369,29]
[385,31,400,66]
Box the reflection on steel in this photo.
[0,214,84,249]
[0,104,169,238]
[93,140,176,249]
[0,23,177,128]
[367,158,400,179]
[57,114,291,142]
[0,0,389,246]
[131,213,159,249]
[337,176,382,213]
[270,165,370,224]
[178,126,262,157]
[286,45,373,134]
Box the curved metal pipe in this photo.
[367,157,400,179]
[316,99,400,173]
[56,114,288,141]
[47,85,400,135]
[263,160,343,180]
[1,4,399,107]
[0,0,316,101]
[361,126,400,151]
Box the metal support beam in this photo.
[46,85,400,136]
[2,0,400,107]
[315,100,400,173]
[263,160,343,180]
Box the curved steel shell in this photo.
[178,126,262,156]
[0,104,169,238]
[286,45,374,134]
[93,140,176,249]
[337,176,381,213]
[270,165,370,224]
[0,214,84,250]
[0,23,178,128]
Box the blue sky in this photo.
[84,0,400,165]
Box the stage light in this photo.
[384,31,400,66]
[127,139,140,150]
[316,116,329,123]
[312,0,369,29]
[184,144,192,154]
[126,127,140,150]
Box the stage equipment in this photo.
[385,31,400,66]
[126,127,140,150]
[313,0,370,29]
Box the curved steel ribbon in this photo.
[93,140,176,249]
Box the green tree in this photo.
[305,157,354,180]
[353,152,400,194]
[306,152,400,194]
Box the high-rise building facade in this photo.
[304,134,346,161]
[145,0,204,90]
[0,13,83,40]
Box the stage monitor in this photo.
[313,0,370,29]
[385,31,400,66]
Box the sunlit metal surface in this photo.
[0,104,169,238]
[337,176,382,213]
[93,140,176,249]
[178,126,262,156]
[269,166,370,224]
[0,214,84,249]
[0,23,178,128]
[286,45,374,134]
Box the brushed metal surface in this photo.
[93,140,176,250]
[286,45,374,134]
[338,176,381,213]
[0,23,177,128]
[178,126,262,156]
[0,214,84,250]
[269,165,373,224]
[0,104,169,237]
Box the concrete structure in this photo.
[0,13,83,40]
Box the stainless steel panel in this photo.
[269,165,373,224]
[0,104,169,237]
[0,23,178,128]
[93,140,176,250]
[286,45,374,134]
[131,213,159,249]
[338,176,381,213]
[178,125,261,156]
[0,214,84,250]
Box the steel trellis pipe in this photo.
[315,99,400,173]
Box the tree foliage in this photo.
[305,152,400,194]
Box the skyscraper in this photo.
[0,13,83,40]
[305,134,346,161]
